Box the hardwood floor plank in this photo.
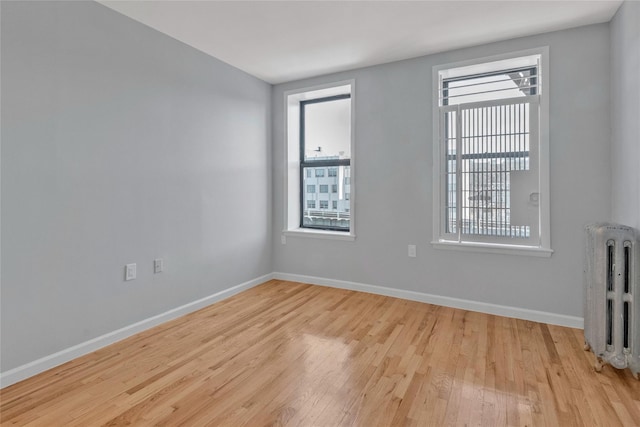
[2,280,639,426]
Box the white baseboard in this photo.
[0,273,273,389]
[273,272,584,329]
[1,271,584,389]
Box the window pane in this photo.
[304,98,351,161]
[456,103,530,238]
[302,165,350,230]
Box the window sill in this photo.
[431,240,553,257]
[283,228,355,241]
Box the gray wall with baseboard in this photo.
[611,0,640,230]
[1,1,272,372]
[3,0,635,379]
[271,23,612,319]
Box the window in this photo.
[345,193,350,201]
[299,92,352,231]
[432,49,551,255]
[284,81,355,239]
[307,200,316,209]
[333,201,338,209]
[307,185,316,193]
[344,177,351,185]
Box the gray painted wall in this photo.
[1,1,272,371]
[1,0,626,376]
[272,24,612,319]
[611,0,640,230]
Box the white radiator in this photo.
[584,223,639,378]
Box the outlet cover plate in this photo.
[408,245,417,258]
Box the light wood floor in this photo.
[1,280,639,426]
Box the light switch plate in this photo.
[125,263,137,281]
[154,258,163,274]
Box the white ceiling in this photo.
[99,0,622,84]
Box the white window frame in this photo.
[283,80,356,241]
[431,48,552,257]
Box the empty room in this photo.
[1,0,639,425]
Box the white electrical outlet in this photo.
[154,258,163,274]
[125,263,137,281]
[408,245,417,258]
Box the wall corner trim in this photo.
[272,272,584,330]
[0,273,274,389]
